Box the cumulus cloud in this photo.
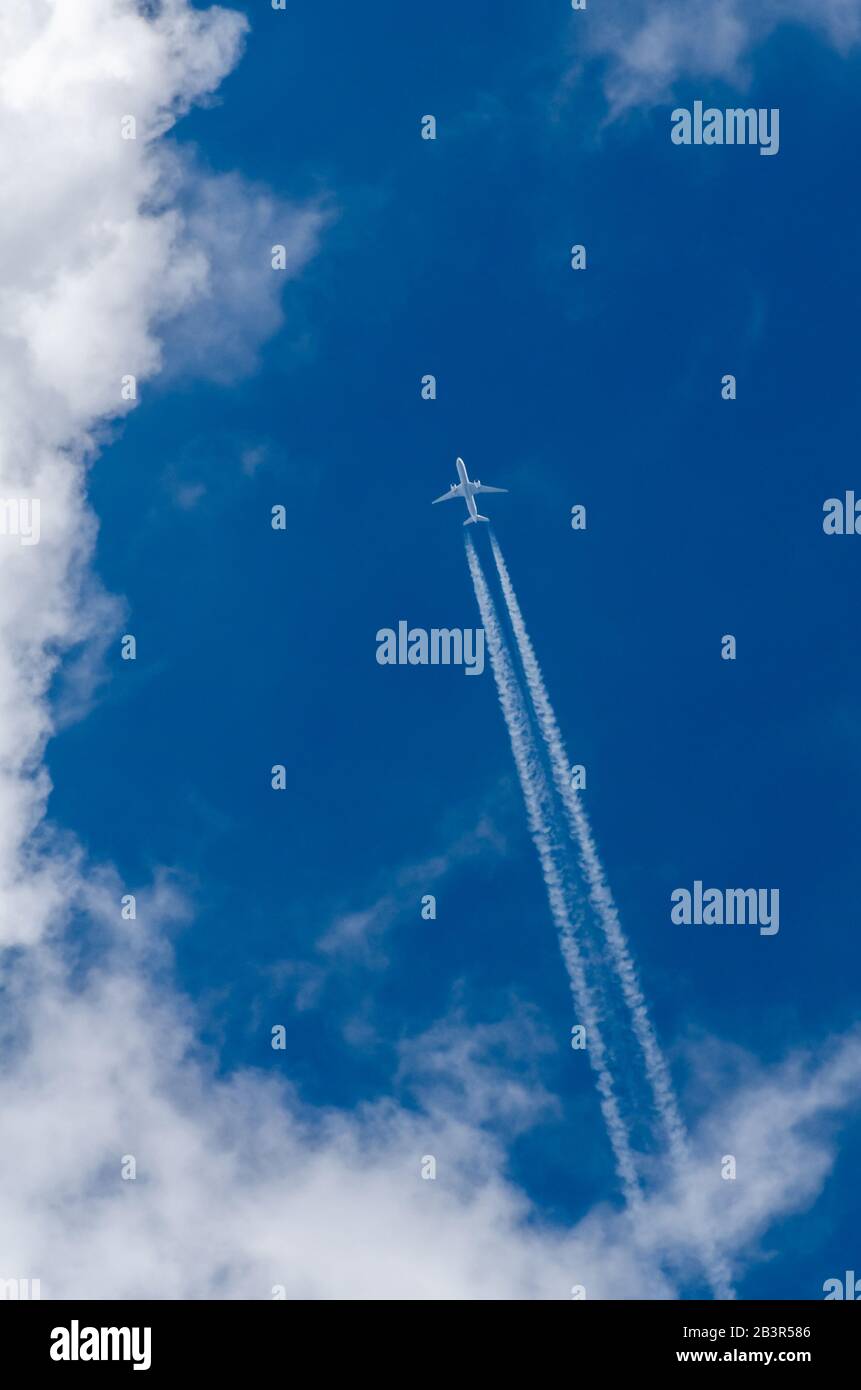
[1,913,860,1297]
[0,0,322,945]
[0,940,631,1299]
[582,0,861,113]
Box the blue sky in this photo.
[6,0,859,1298]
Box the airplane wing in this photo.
[432,484,464,504]
[473,484,507,495]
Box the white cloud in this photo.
[0,0,323,945]
[1,914,859,1297]
[253,809,509,1035]
[318,813,506,965]
[158,163,328,384]
[583,0,861,113]
[0,931,645,1299]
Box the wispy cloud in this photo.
[318,812,506,965]
[580,0,861,114]
[158,165,329,385]
[255,803,508,1026]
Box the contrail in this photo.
[465,531,643,1210]
[489,531,734,1299]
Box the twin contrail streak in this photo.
[465,532,643,1209]
[467,528,734,1297]
[489,535,689,1143]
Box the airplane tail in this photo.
[463,514,489,526]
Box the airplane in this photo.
[432,457,508,525]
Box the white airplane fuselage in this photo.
[432,456,507,523]
[456,456,481,522]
